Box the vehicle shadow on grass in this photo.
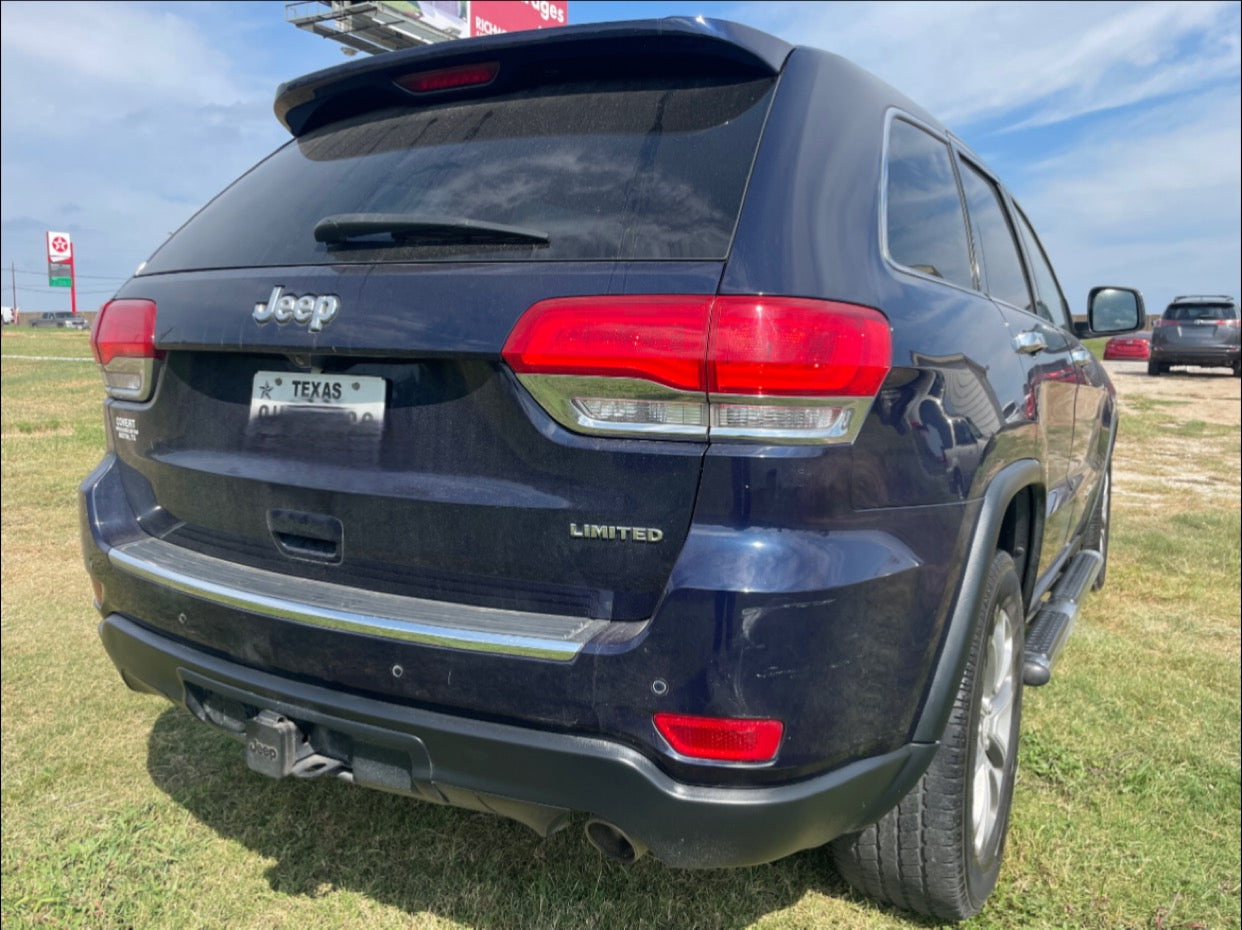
[147,709,938,929]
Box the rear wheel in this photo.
[1146,359,1162,376]
[832,551,1024,920]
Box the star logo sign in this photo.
[259,381,273,399]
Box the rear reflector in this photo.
[653,712,783,763]
[502,295,891,443]
[396,62,499,94]
[91,299,162,401]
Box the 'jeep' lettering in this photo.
[253,286,340,332]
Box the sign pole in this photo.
[70,254,78,315]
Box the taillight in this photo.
[91,299,162,401]
[653,712,784,763]
[1216,318,1240,328]
[501,295,891,443]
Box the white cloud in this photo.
[0,2,264,137]
[1015,86,1241,311]
[0,1,339,307]
[726,0,1240,129]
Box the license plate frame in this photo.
[249,370,386,427]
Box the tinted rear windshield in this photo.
[1165,303,1237,321]
[141,75,775,272]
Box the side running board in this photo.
[1023,549,1103,686]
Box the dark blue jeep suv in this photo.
[80,18,1144,920]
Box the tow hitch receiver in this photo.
[245,709,301,778]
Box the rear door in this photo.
[955,157,1081,580]
[1011,203,1106,543]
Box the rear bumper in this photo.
[101,612,934,868]
[1150,343,1240,367]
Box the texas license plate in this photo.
[249,371,386,426]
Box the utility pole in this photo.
[9,261,16,323]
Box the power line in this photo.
[1,264,130,282]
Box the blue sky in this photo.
[1,1,1238,317]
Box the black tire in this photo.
[1146,358,1161,376]
[832,551,1024,920]
[1084,466,1111,590]
[1233,358,1240,378]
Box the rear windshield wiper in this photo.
[314,213,549,246]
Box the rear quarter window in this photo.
[884,118,973,290]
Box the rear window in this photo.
[1165,303,1237,321]
[141,75,775,272]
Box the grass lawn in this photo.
[2,331,1239,929]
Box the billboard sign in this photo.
[46,231,73,288]
[470,1,568,37]
[294,2,569,54]
[381,1,469,39]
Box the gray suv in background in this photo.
[1149,295,1240,376]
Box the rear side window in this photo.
[141,75,775,271]
[1166,304,1237,321]
[1013,207,1071,329]
[958,161,1031,312]
[885,119,973,289]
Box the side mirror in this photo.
[1075,286,1145,338]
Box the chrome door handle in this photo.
[1070,346,1094,367]
[1012,330,1047,355]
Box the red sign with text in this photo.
[470,0,568,37]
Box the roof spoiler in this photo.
[274,17,793,136]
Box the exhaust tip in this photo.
[585,819,647,864]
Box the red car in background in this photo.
[1103,330,1151,360]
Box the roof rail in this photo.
[1171,294,1236,303]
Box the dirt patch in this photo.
[1104,360,1241,512]
[1104,360,1240,426]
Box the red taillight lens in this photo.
[502,296,711,392]
[502,295,891,443]
[653,712,783,763]
[708,297,893,397]
[92,299,162,401]
[92,299,161,365]
[396,62,499,93]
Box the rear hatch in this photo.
[104,24,785,623]
[1157,301,1240,348]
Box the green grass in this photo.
[2,340,1239,930]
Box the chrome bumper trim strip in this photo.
[109,537,602,661]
